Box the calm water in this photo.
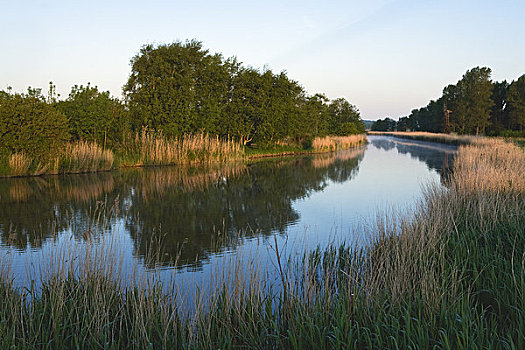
[0,136,456,289]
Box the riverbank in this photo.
[1,137,523,348]
[0,133,366,178]
[245,134,367,158]
[367,131,482,145]
[368,130,525,148]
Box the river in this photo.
[0,135,456,294]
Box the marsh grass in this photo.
[0,137,524,348]
[120,129,244,167]
[1,131,242,177]
[1,133,364,178]
[368,131,481,145]
[59,141,114,173]
[2,141,114,177]
[312,134,367,152]
[246,134,367,158]
[8,153,32,176]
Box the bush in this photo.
[499,129,525,138]
[301,136,313,150]
[57,84,129,146]
[0,89,70,157]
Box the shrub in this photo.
[0,89,70,157]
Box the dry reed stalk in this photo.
[312,134,366,151]
[454,138,525,193]
[62,141,114,173]
[367,131,481,145]
[8,152,32,176]
[136,129,243,165]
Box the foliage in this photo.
[1,40,367,177]
[57,84,129,145]
[373,67,524,136]
[507,74,525,131]
[371,117,396,131]
[124,40,230,137]
[0,88,70,157]
[488,80,510,135]
[124,41,365,144]
[328,98,365,135]
[443,66,493,134]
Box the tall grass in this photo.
[121,129,244,166]
[1,132,365,177]
[312,134,367,151]
[1,132,243,177]
[2,141,114,177]
[59,141,114,173]
[0,137,524,348]
[7,153,32,176]
[368,131,481,145]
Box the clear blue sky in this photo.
[1,0,524,120]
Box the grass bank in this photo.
[367,131,482,145]
[1,138,523,348]
[246,134,367,158]
[1,141,114,177]
[368,130,525,149]
[0,133,366,178]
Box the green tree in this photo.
[328,98,365,135]
[57,83,128,145]
[444,67,493,134]
[302,94,331,137]
[411,98,444,133]
[488,80,509,135]
[396,116,411,131]
[124,40,230,137]
[123,40,363,144]
[506,75,525,131]
[371,117,396,131]
[0,88,70,156]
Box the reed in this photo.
[2,141,114,177]
[122,129,244,166]
[0,136,523,348]
[312,134,367,152]
[60,141,114,173]
[1,132,243,177]
[8,152,32,176]
[367,131,480,145]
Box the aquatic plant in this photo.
[311,134,367,152]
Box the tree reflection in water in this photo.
[369,136,456,182]
[0,148,364,269]
[0,140,454,269]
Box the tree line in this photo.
[0,40,365,159]
[372,67,525,136]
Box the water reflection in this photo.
[0,147,365,268]
[0,137,457,274]
[369,136,456,179]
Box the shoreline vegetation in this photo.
[368,130,525,148]
[0,133,367,178]
[1,40,368,178]
[1,137,523,348]
[367,130,482,145]
[370,67,525,137]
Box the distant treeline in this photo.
[0,40,365,160]
[372,67,525,136]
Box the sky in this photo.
[1,0,524,120]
